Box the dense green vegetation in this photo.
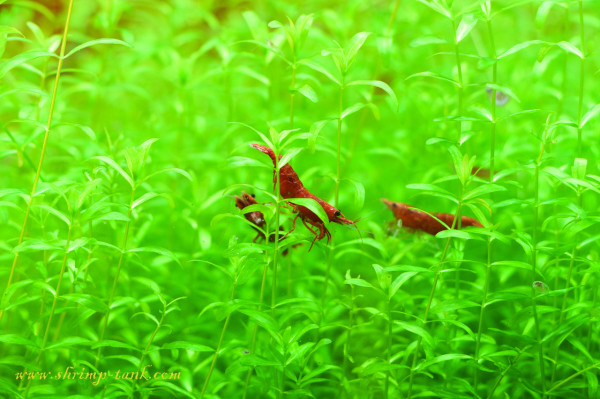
[1,0,599,398]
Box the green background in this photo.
[1,0,599,398]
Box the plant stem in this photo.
[0,0,74,326]
[286,255,292,298]
[271,148,283,314]
[557,7,569,118]
[54,219,93,343]
[200,282,237,399]
[133,304,166,396]
[35,224,49,337]
[320,246,335,319]
[532,139,547,396]
[338,283,355,398]
[407,236,452,398]
[335,85,344,208]
[586,285,597,352]
[474,236,492,393]
[407,191,465,397]
[576,0,585,157]
[242,251,271,399]
[290,64,296,130]
[279,349,287,399]
[386,0,403,34]
[486,18,497,184]
[95,187,136,367]
[384,292,393,399]
[451,17,464,144]
[453,192,463,300]
[549,245,577,387]
[487,349,523,399]
[546,362,600,395]
[24,224,72,398]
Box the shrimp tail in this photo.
[250,143,278,167]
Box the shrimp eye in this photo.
[392,203,397,207]
[250,193,256,198]
[334,210,341,217]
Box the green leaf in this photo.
[493,260,543,277]
[61,293,108,313]
[33,204,71,226]
[93,156,134,188]
[410,36,447,47]
[243,11,267,40]
[0,334,39,348]
[448,146,464,183]
[161,341,213,352]
[95,211,130,222]
[238,309,279,333]
[300,364,340,386]
[390,272,421,298]
[240,354,280,367]
[406,183,457,202]
[299,59,341,86]
[231,123,273,149]
[456,14,478,43]
[418,354,472,370]
[46,337,91,350]
[92,340,140,351]
[436,229,472,240]
[463,184,507,200]
[345,178,365,209]
[345,32,370,65]
[55,122,95,139]
[128,246,180,265]
[239,204,270,216]
[0,26,23,37]
[132,192,160,209]
[267,20,283,29]
[572,158,587,180]
[64,38,130,59]
[345,278,375,290]
[472,106,493,122]
[341,103,366,120]
[486,83,520,103]
[13,239,61,253]
[480,1,491,18]
[297,83,318,103]
[580,104,600,128]
[430,299,479,313]
[0,50,56,78]
[279,148,302,168]
[416,0,451,18]
[142,167,193,184]
[406,71,459,87]
[285,197,329,226]
[556,41,583,58]
[131,311,160,326]
[395,321,433,349]
[498,40,543,59]
[347,80,398,108]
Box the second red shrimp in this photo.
[381,199,482,235]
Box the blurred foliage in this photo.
[0,0,599,398]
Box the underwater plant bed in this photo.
[1,0,599,398]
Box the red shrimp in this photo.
[234,191,266,242]
[234,191,301,255]
[381,199,482,235]
[251,144,356,251]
